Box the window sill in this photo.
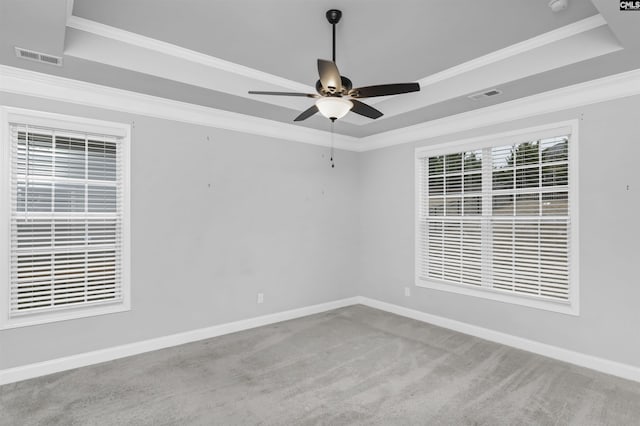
[0,301,131,329]
[415,278,579,316]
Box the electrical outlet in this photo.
[404,287,411,297]
[257,292,264,304]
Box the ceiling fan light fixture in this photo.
[248,10,419,122]
[315,97,353,120]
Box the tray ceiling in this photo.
[1,0,639,138]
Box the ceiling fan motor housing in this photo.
[326,9,342,24]
[315,76,352,96]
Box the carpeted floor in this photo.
[2,305,640,425]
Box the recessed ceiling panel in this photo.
[72,0,599,85]
[3,0,639,141]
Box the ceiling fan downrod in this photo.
[326,9,342,63]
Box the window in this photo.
[0,108,130,328]
[416,122,578,315]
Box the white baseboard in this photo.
[0,297,359,386]
[356,296,640,383]
[3,295,639,386]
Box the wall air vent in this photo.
[15,47,63,66]
[468,89,502,101]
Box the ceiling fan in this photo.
[248,9,421,122]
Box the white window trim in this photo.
[0,107,131,329]
[414,120,580,316]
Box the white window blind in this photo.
[9,123,125,316]
[417,131,573,307]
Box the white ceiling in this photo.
[1,0,639,138]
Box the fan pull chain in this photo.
[330,121,335,168]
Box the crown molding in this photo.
[417,14,607,89]
[66,15,313,94]
[0,65,359,151]
[65,14,612,129]
[2,65,640,153]
[362,20,621,122]
[365,14,607,111]
[362,67,640,151]
[65,16,364,126]
[66,13,606,95]
[66,0,74,21]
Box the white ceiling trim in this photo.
[64,14,612,127]
[0,65,359,151]
[365,14,608,109]
[67,13,606,98]
[366,26,622,123]
[363,67,640,151]
[63,27,322,118]
[66,0,74,21]
[2,65,639,153]
[66,15,314,94]
[417,14,607,89]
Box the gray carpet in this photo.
[2,305,640,425]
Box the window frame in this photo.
[415,120,579,315]
[0,107,131,329]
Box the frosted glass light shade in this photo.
[315,97,353,120]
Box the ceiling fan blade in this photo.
[350,99,383,119]
[249,91,318,98]
[350,83,420,98]
[317,59,342,93]
[294,105,319,122]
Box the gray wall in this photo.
[0,93,361,369]
[2,92,639,372]
[358,94,640,368]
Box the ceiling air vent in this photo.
[468,89,502,101]
[15,47,63,66]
